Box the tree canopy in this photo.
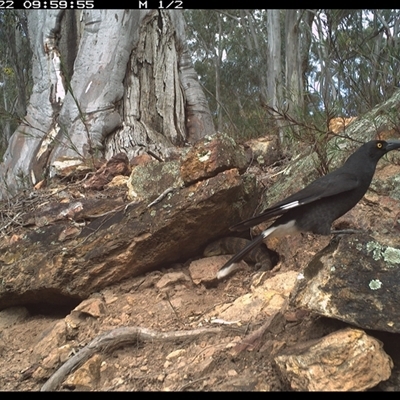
[185,9,400,141]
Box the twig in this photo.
[166,292,180,321]
[146,150,164,162]
[85,205,125,219]
[178,376,209,391]
[123,200,140,214]
[68,210,122,249]
[0,211,24,232]
[147,187,175,208]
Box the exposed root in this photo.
[41,325,234,391]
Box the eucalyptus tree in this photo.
[0,10,214,196]
[186,9,316,142]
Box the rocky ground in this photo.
[1,133,400,391]
[0,252,344,391]
[1,228,399,391]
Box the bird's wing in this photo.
[231,171,360,231]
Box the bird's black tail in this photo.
[216,234,266,279]
[230,208,284,231]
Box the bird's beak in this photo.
[386,140,400,151]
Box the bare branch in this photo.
[41,325,237,391]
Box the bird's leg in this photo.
[330,229,363,235]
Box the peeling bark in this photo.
[0,10,214,198]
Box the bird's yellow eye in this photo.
[377,142,383,149]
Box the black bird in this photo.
[217,139,400,280]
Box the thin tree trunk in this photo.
[285,10,303,114]
[267,9,283,142]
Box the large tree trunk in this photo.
[0,10,214,197]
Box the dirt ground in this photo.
[1,251,382,392]
[1,167,400,391]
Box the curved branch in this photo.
[41,325,232,391]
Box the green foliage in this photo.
[185,9,400,154]
[310,9,400,115]
[185,10,270,141]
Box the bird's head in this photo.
[344,139,400,169]
[366,139,400,161]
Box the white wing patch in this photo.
[262,220,298,238]
[280,201,300,210]
[216,263,241,279]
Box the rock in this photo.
[41,344,74,371]
[63,354,102,391]
[244,135,280,166]
[58,226,81,242]
[182,345,216,378]
[155,272,190,289]
[33,320,67,360]
[227,369,238,376]
[83,153,131,190]
[127,160,183,201]
[274,328,393,391]
[166,349,186,360]
[105,175,129,188]
[71,298,106,318]
[0,145,258,310]
[163,372,181,391]
[210,271,298,323]
[180,132,247,185]
[188,255,247,285]
[21,197,124,227]
[292,233,400,333]
[51,156,94,178]
[130,153,154,166]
